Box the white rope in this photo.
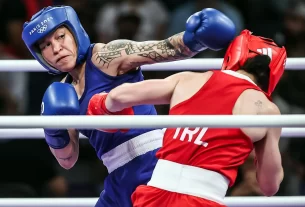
[0,197,304,207]
[0,115,304,129]
[0,58,304,72]
[0,127,304,138]
[225,196,305,206]
[0,198,94,207]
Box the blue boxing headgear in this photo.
[22,6,90,75]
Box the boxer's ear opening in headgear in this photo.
[240,55,271,92]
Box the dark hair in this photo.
[240,55,271,92]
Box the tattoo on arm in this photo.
[255,100,263,113]
[94,41,128,68]
[95,51,122,68]
[94,32,196,68]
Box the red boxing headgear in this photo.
[221,29,287,97]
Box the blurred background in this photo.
[0,0,304,199]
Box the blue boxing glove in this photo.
[183,8,236,52]
[41,82,80,149]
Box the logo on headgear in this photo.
[28,16,53,35]
[41,102,44,115]
[256,48,272,59]
[37,24,48,33]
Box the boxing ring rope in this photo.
[0,58,304,71]
[1,127,305,138]
[0,115,304,139]
[0,196,304,207]
[0,115,304,128]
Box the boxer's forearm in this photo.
[105,82,151,112]
[162,31,198,59]
[94,32,197,71]
[106,77,179,112]
[50,129,79,170]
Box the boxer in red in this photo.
[89,30,287,207]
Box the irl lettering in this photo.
[173,127,209,147]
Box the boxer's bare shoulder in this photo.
[234,89,279,115]
[234,89,280,142]
[92,43,106,55]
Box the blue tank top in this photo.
[65,44,158,159]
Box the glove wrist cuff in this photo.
[98,94,116,115]
[90,93,133,116]
[44,129,70,149]
[183,32,207,52]
[98,94,129,115]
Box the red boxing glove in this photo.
[87,93,134,133]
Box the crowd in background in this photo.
[0,0,304,198]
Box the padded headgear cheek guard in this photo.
[22,6,91,75]
[221,29,287,97]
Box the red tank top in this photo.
[156,71,265,187]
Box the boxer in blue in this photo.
[22,6,235,207]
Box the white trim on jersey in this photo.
[101,129,164,173]
[222,70,257,85]
[148,159,229,205]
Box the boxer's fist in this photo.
[42,82,80,116]
[87,93,134,133]
[183,8,236,52]
[41,82,80,149]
